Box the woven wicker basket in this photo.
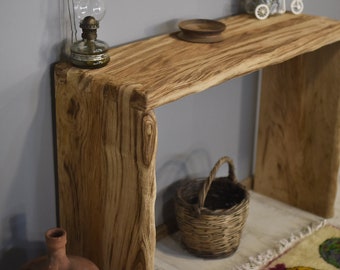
[175,156,249,258]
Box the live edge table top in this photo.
[55,13,340,111]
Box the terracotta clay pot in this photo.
[21,227,99,270]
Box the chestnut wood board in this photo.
[54,70,158,269]
[254,42,340,218]
[54,13,340,270]
[62,13,340,111]
[155,188,340,270]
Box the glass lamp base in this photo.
[71,39,110,69]
[71,52,110,69]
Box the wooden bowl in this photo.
[178,19,226,43]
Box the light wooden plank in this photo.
[54,13,340,270]
[54,65,158,269]
[254,42,340,218]
[155,176,340,270]
[155,191,326,270]
[75,13,340,110]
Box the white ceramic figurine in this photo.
[241,0,304,20]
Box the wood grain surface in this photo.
[254,42,340,218]
[54,65,158,269]
[155,183,340,270]
[86,13,340,110]
[54,13,340,270]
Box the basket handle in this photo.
[197,156,236,212]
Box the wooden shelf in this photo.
[54,13,340,270]
[155,189,340,270]
[57,13,340,111]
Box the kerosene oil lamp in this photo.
[70,0,110,68]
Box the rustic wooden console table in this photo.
[54,13,340,270]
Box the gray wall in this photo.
[0,0,339,267]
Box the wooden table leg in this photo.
[55,69,158,269]
[254,42,340,218]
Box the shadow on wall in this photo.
[238,73,259,175]
[156,149,212,226]
[0,214,45,269]
[0,67,58,269]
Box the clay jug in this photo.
[21,227,99,270]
